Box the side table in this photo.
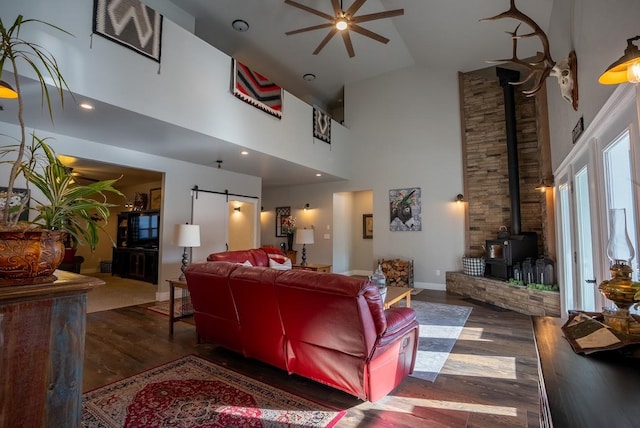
[166,278,191,335]
[384,286,412,309]
[292,263,332,273]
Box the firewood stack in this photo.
[378,258,414,288]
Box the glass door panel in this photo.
[558,182,574,311]
[602,129,638,280]
[575,167,596,311]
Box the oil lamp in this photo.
[598,208,636,332]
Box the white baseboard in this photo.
[414,282,446,291]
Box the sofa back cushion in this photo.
[207,248,270,266]
[228,266,287,369]
[184,262,243,352]
[274,271,384,358]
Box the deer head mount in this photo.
[482,0,578,111]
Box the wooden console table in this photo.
[0,271,102,427]
[533,316,640,428]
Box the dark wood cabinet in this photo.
[112,210,160,284]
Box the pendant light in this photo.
[0,80,18,98]
[599,36,640,84]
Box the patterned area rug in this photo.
[410,300,472,382]
[147,297,192,317]
[82,355,345,427]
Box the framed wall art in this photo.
[149,187,162,210]
[363,214,373,239]
[389,187,422,231]
[275,206,291,237]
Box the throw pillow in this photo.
[268,258,292,270]
[264,247,287,264]
[240,260,253,267]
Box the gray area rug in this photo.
[410,300,472,382]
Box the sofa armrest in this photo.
[378,307,418,345]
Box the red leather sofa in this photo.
[185,251,419,402]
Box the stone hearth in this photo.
[446,271,560,317]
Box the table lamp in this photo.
[295,228,314,266]
[173,223,201,280]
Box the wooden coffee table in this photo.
[384,286,412,309]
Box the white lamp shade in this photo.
[173,224,201,247]
[295,228,315,245]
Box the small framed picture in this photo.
[275,206,291,237]
[363,214,373,239]
[149,187,162,210]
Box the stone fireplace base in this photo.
[446,271,560,317]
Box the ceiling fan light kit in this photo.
[284,0,404,58]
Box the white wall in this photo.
[546,0,640,170]
[1,0,353,181]
[262,65,465,288]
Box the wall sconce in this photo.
[304,203,310,211]
[599,36,640,84]
[535,179,554,192]
[233,206,241,212]
[455,194,464,203]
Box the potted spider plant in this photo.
[0,15,122,285]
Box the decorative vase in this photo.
[0,230,66,286]
[287,232,294,251]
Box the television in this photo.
[132,211,159,248]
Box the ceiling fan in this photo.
[284,0,404,58]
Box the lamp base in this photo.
[179,248,189,281]
[300,244,307,266]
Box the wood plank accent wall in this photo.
[459,69,554,258]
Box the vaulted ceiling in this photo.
[0,1,555,188]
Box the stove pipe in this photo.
[496,67,522,236]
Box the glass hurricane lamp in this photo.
[598,208,637,312]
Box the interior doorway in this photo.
[57,154,163,307]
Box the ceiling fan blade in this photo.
[345,0,368,18]
[341,30,355,58]
[284,0,334,21]
[350,24,389,44]
[286,22,334,35]
[352,9,405,24]
[313,28,338,55]
[331,0,342,16]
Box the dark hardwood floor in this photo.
[83,289,541,427]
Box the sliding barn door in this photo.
[191,192,228,263]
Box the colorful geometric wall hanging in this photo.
[232,59,283,119]
[93,0,163,62]
[313,107,331,144]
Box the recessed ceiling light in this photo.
[232,19,249,32]
[241,150,249,155]
[316,173,322,177]
[303,73,316,81]
[79,102,94,110]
